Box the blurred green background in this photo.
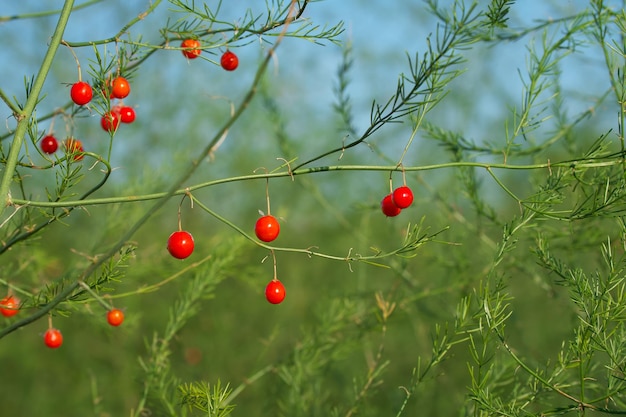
[0,1,620,416]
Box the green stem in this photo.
[495,330,623,413]
[0,88,21,114]
[0,0,75,219]
[0,0,101,22]
[191,196,441,264]
[222,365,274,407]
[397,95,431,167]
[77,281,113,311]
[592,1,626,178]
[64,0,307,49]
[8,157,624,209]
[0,103,72,142]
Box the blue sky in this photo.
[0,0,619,164]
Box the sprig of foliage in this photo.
[293,1,480,170]
[179,380,236,417]
[70,244,136,299]
[275,298,370,416]
[134,238,246,416]
[486,0,515,29]
[0,154,111,255]
[342,292,394,417]
[333,41,358,139]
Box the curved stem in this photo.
[190,196,441,264]
[1,154,112,254]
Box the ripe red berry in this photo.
[119,106,136,123]
[43,328,63,349]
[40,134,59,154]
[107,308,124,327]
[381,194,401,217]
[265,280,286,304]
[392,186,414,209]
[181,39,201,59]
[101,111,121,132]
[167,230,195,259]
[70,81,93,105]
[220,50,239,71]
[110,76,130,99]
[0,295,20,317]
[64,138,84,161]
[255,215,280,242]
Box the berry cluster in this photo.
[99,77,136,133]
[13,40,246,350]
[381,185,414,217]
[40,306,125,349]
[180,38,239,71]
[2,292,124,349]
[166,213,285,304]
[163,181,414,306]
[39,134,85,161]
[166,189,285,305]
[41,43,239,158]
[39,75,137,160]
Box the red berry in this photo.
[255,215,280,242]
[181,39,201,59]
[64,138,84,161]
[107,308,124,326]
[220,50,239,71]
[167,230,195,259]
[40,134,59,154]
[110,76,130,99]
[101,111,121,132]
[70,81,93,105]
[0,295,20,317]
[265,280,286,304]
[392,186,414,209]
[381,194,401,217]
[43,328,63,348]
[119,106,136,123]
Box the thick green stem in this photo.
[0,0,75,219]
